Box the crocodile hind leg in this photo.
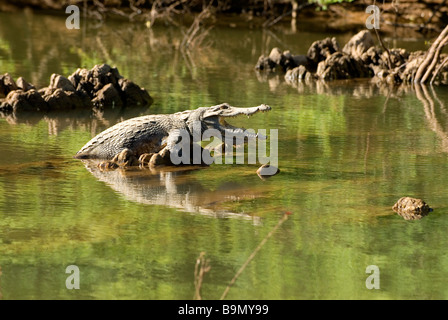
[98,148,139,170]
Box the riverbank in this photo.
[0,0,446,38]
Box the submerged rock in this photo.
[255,30,448,85]
[43,88,89,110]
[255,48,309,73]
[392,197,432,220]
[119,78,153,106]
[307,37,340,70]
[342,30,375,59]
[285,65,309,82]
[316,52,372,80]
[1,89,49,112]
[0,64,153,113]
[92,83,123,108]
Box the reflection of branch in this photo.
[415,84,448,152]
[180,0,213,49]
[220,212,291,300]
[193,252,210,300]
[364,88,391,173]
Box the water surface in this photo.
[1,10,448,300]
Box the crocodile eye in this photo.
[221,105,229,109]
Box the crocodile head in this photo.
[178,103,271,140]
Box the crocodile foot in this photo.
[139,148,172,168]
[98,161,119,171]
[98,148,139,170]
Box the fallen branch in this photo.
[415,24,448,83]
[430,55,448,84]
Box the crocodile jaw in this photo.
[202,103,271,118]
[202,104,271,140]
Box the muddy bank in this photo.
[255,29,448,86]
[0,64,153,113]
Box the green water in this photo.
[1,10,448,300]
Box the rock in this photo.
[392,197,432,220]
[110,67,122,81]
[92,64,111,79]
[256,48,309,73]
[2,89,49,112]
[68,68,83,88]
[342,30,375,59]
[256,164,280,179]
[119,78,152,106]
[285,65,308,82]
[255,55,277,72]
[292,55,309,68]
[0,73,18,98]
[269,47,283,65]
[316,52,372,80]
[383,48,409,69]
[49,74,76,92]
[0,65,152,112]
[43,88,86,110]
[92,83,123,108]
[307,37,340,70]
[400,51,425,82]
[76,79,95,98]
[16,77,35,92]
[361,47,383,67]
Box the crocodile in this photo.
[74,103,271,168]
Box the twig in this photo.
[220,212,291,300]
[372,0,392,70]
[194,252,211,300]
[374,28,393,70]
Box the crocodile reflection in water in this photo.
[81,160,262,223]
